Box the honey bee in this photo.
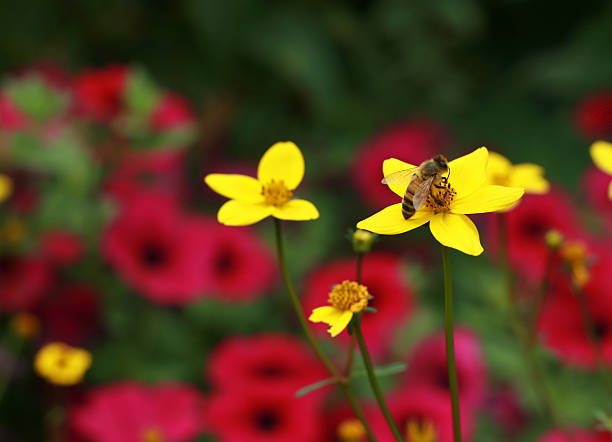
[382,154,450,219]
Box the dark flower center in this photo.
[522,218,547,238]
[255,363,289,378]
[141,243,166,267]
[253,409,280,431]
[593,320,610,340]
[214,249,235,275]
[436,368,450,390]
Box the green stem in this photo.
[345,253,363,377]
[273,219,377,442]
[354,318,404,442]
[441,246,462,442]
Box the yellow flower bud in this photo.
[34,342,92,386]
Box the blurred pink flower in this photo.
[538,428,612,442]
[73,65,127,122]
[352,119,450,209]
[0,94,27,131]
[483,385,528,437]
[71,382,205,442]
[0,255,52,311]
[150,93,195,131]
[40,230,84,266]
[575,91,612,139]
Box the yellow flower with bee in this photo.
[357,147,524,256]
[590,140,612,200]
[205,141,319,225]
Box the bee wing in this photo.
[381,167,419,185]
[412,176,435,211]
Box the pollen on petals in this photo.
[261,179,293,206]
[328,280,370,313]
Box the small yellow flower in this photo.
[0,174,13,203]
[309,280,370,337]
[204,141,319,226]
[10,313,40,339]
[34,342,92,386]
[590,140,612,200]
[487,151,549,194]
[560,241,590,288]
[406,419,437,442]
[357,147,524,256]
[545,229,564,250]
[337,418,366,442]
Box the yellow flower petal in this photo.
[309,306,353,337]
[217,200,273,226]
[510,164,549,193]
[356,203,433,235]
[271,199,319,221]
[382,158,417,198]
[429,213,483,256]
[591,141,612,175]
[448,147,488,198]
[204,174,264,203]
[0,174,13,203]
[258,141,304,190]
[451,185,524,214]
[487,152,512,181]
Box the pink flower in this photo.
[40,230,84,266]
[483,386,528,437]
[0,94,27,131]
[575,91,612,139]
[73,65,127,122]
[0,255,52,311]
[352,119,450,209]
[70,382,205,442]
[538,428,612,442]
[150,93,195,131]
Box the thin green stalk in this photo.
[441,246,462,442]
[354,318,404,442]
[345,253,363,377]
[273,219,377,442]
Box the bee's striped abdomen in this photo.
[401,179,419,219]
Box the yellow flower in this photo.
[309,280,370,337]
[487,151,549,194]
[590,140,612,200]
[34,342,92,386]
[357,147,524,256]
[0,174,13,203]
[406,419,437,442]
[337,418,366,442]
[204,141,319,225]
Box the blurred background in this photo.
[1,1,612,441]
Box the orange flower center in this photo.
[141,428,164,442]
[423,180,456,213]
[406,418,437,442]
[337,418,366,441]
[261,179,293,206]
[328,280,370,313]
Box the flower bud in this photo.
[544,229,564,250]
[352,229,375,253]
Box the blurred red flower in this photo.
[71,382,205,442]
[35,284,99,345]
[104,150,186,205]
[73,65,127,122]
[489,190,582,282]
[0,255,52,311]
[190,217,275,301]
[150,93,195,131]
[537,253,612,368]
[538,428,612,442]
[352,119,450,209]
[103,193,207,304]
[206,333,327,401]
[0,94,27,131]
[207,384,321,442]
[483,385,528,437]
[575,91,612,139]
[581,166,612,224]
[402,327,487,408]
[368,388,473,442]
[40,230,84,266]
[303,252,414,356]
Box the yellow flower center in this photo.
[337,418,366,441]
[406,419,437,442]
[328,280,370,313]
[141,428,164,442]
[423,180,457,213]
[261,179,293,206]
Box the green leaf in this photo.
[4,75,69,121]
[295,377,337,397]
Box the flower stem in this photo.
[345,253,363,377]
[354,318,404,442]
[273,219,377,442]
[441,246,462,442]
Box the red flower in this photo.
[190,217,275,301]
[538,428,612,442]
[489,190,582,282]
[0,255,52,311]
[575,91,612,139]
[103,193,207,304]
[537,252,612,368]
[303,252,414,356]
[150,93,195,131]
[0,94,27,131]
[73,65,127,122]
[207,385,321,442]
[206,333,327,401]
[402,327,487,408]
[483,386,528,437]
[582,166,612,224]
[70,382,205,442]
[352,119,450,209]
[368,388,473,442]
[40,230,84,266]
[104,150,186,205]
[35,284,99,345]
